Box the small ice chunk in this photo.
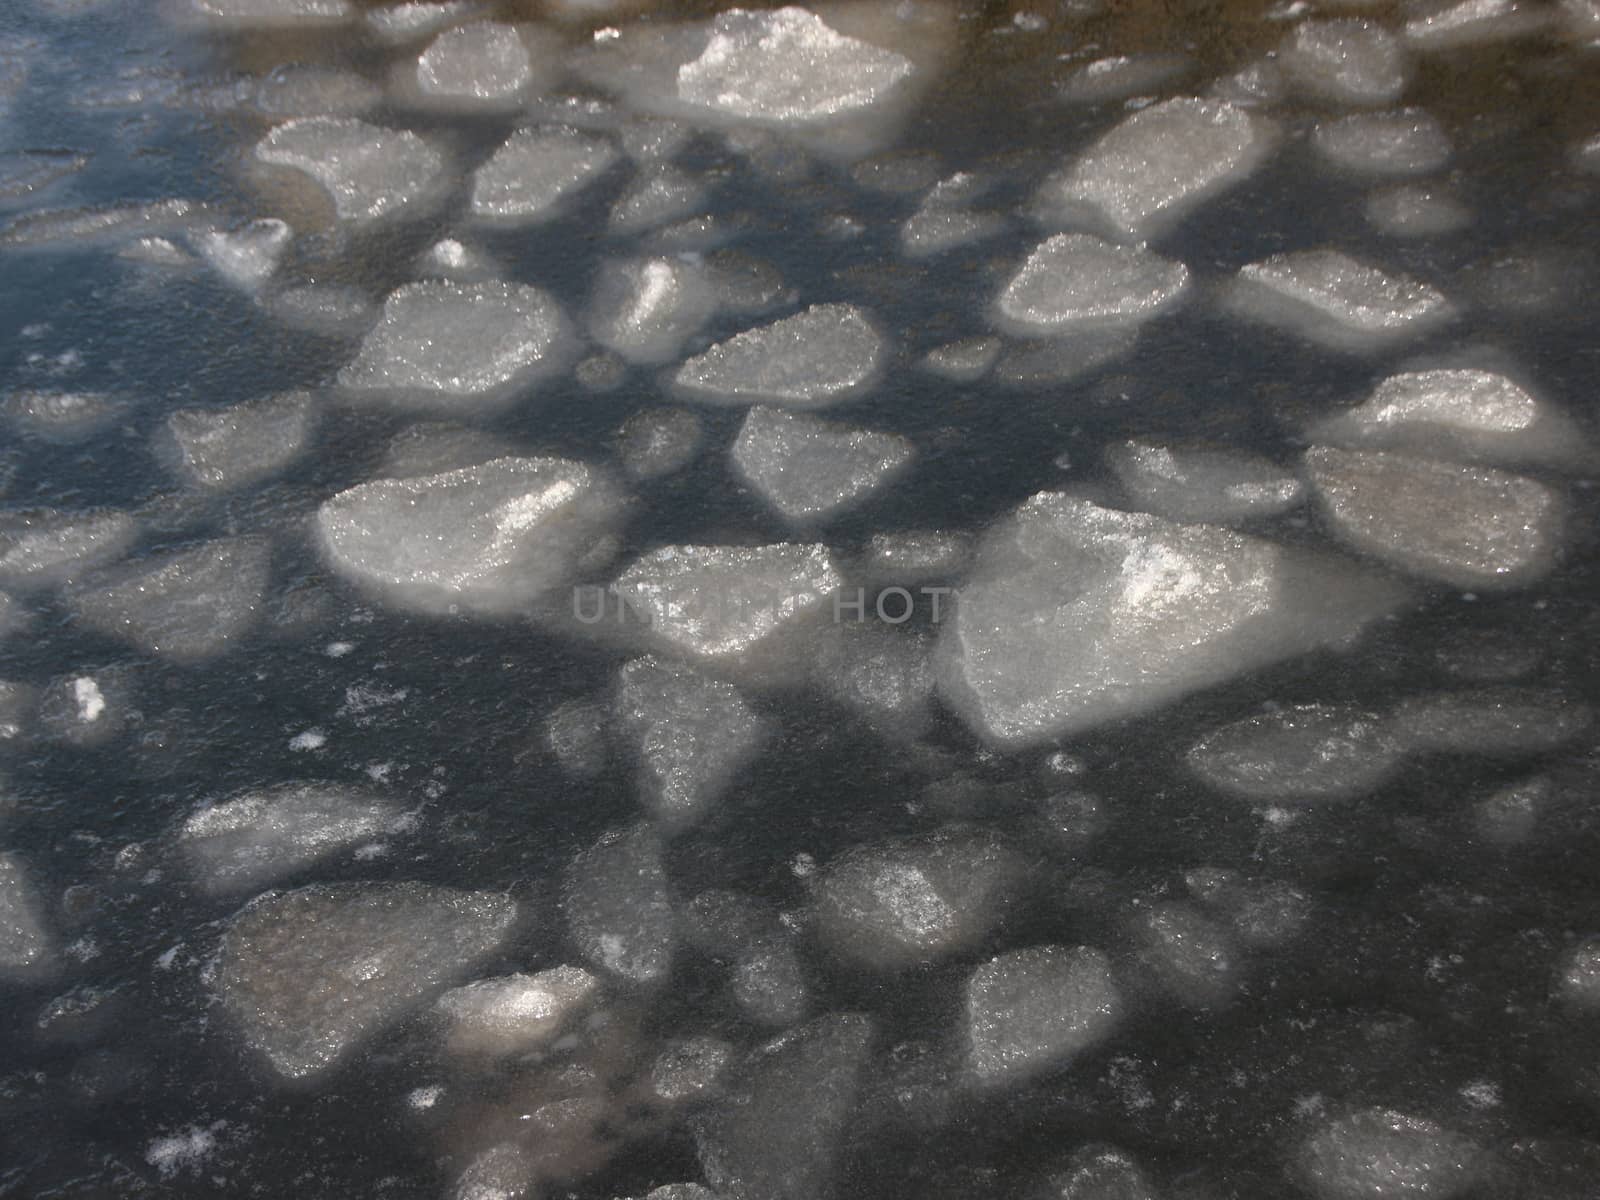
[180,783,408,895]
[367,0,479,45]
[194,219,291,290]
[731,406,914,524]
[1364,185,1472,237]
[814,829,1025,970]
[265,284,375,337]
[614,655,768,826]
[676,7,914,124]
[469,127,620,224]
[1305,446,1563,589]
[317,457,626,616]
[215,882,518,1080]
[652,1035,734,1102]
[3,391,126,443]
[1472,775,1545,845]
[1226,250,1455,353]
[590,258,714,366]
[1307,368,1592,471]
[995,234,1190,336]
[1557,938,1600,1013]
[1106,440,1303,523]
[1403,0,1554,50]
[1391,687,1592,757]
[413,22,544,110]
[811,623,935,740]
[1208,56,1289,108]
[1312,110,1451,177]
[1037,97,1277,243]
[899,176,1006,259]
[0,509,137,590]
[1279,19,1410,107]
[673,304,883,408]
[37,672,128,747]
[183,0,351,29]
[618,407,704,480]
[920,336,1000,381]
[0,853,53,978]
[163,392,317,490]
[338,281,573,412]
[255,118,445,224]
[611,542,842,664]
[1057,53,1193,105]
[609,164,708,235]
[1134,902,1239,1009]
[936,494,1405,747]
[417,237,498,282]
[0,199,212,252]
[1295,1109,1487,1199]
[1186,704,1403,802]
[544,698,609,779]
[965,945,1120,1087]
[434,965,599,1058]
[69,537,271,663]
[563,824,675,983]
[855,529,971,588]
[145,1127,216,1179]
[234,65,382,119]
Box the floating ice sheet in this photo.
[1279,19,1410,106]
[673,304,883,408]
[1312,110,1451,177]
[1106,440,1303,524]
[730,406,913,523]
[1186,704,1403,803]
[995,234,1190,336]
[966,945,1120,1086]
[163,392,317,491]
[254,118,446,224]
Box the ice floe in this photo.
[673,303,883,408]
[730,406,913,524]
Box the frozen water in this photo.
[36,671,129,747]
[590,258,714,366]
[69,536,271,663]
[452,1144,535,1200]
[222,65,381,119]
[899,174,1006,259]
[0,853,53,978]
[469,127,620,224]
[608,165,707,235]
[854,529,971,587]
[618,408,704,481]
[1226,250,1455,353]
[1404,0,1554,50]
[1133,902,1239,1010]
[673,304,883,408]
[614,655,768,826]
[811,623,935,740]
[730,406,913,524]
[317,457,626,617]
[936,493,1405,748]
[1106,440,1303,524]
[1186,704,1403,803]
[215,882,518,1080]
[193,219,290,290]
[1472,775,1545,845]
[813,829,1025,969]
[1209,56,1289,108]
[1391,687,1593,757]
[652,1035,734,1103]
[1294,1108,1487,1199]
[695,1013,873,1200]
[1307,368,1593,471]
[564,824,675,984]
[254,118,445,224]
[1312,110,1452,177]
[162,392,317,491]
[337,281,573,412]
[730,941,809,1026]
[181,0,352,30]
[179,783,408,895]
[418,237,499,282]
[265,284,375,338]
[1364,185,1473,238]
[3,390,127,442]
[1278,19,1410,107]
[1305,446,1563,589]
[1056,53,1193,105]
[1557,938,1600,1012]
[412,22,547,110]
[965,945,1120,1087]
[995,235,1190,336]
[610,542,842,665]
[434,965,599,1059]
[1187,869,1314,951]
[1037,98,1277,243]
[0,509,137,589]
[676,7,914,124]
[920,336,1000,381]
[366,1,479,45]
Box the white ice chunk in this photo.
[1305,446,1563,589]
[1186,704,1403,802]
[563,824,675,983]
[3,391,127,442]
[676,7,914,124]
[1364,184,1472,237]
[608,164,708,235]
[589,258,714,366]
[1312,110,1451,177]
[193,219,292,290]
[899,174,1006,259]
[180,783,408,895]
[1037,97,1277,243]
[37,671,128,747]
[966,945,1120,1087]
[730,405,913,524]
[1225,249,1454,353]
[1557,938,1600,1013]
[1403,0,1554,50]
[936,493,1404,747]
[673,303,883,408]
[855,529,971,587]
[469,127,620,224]
[1106,440,1303,524]
[0,509,137,590]
[413,22,545,110]
[69,536,270,663]
[162,392,317,491]
[996,234,1190,336]
[1295,1109,1487,1199]
[1279,19,1410,107]
[919,336,1000,381]
[265,284,375,337]
[215,882,518,1080]
[317,457,626,616]
[0,853,53,978]
[255,118,445,224]
[434,965,599,1059]
[618,407,704,480]
[652,1035,734,1102]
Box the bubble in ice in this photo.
[563,824,675,984]
[337,281,574,412]
[316,457,626,617]
[1225,250,1455,353]
[0,508,138,590]
[675,7,914,124]
[179,0,352,30]
[995,234,1190,336]
[254,118,446,224]
[589,257,715,366]
[730,405,913,524]
[0,852,54,979]
[469,126,620,224]
[1278,19,1410,107]
[1365,184,1473,238]
[433,965,600,1060]
[1312,110,1452,177]
[965,945,1120,1087]
[673,303,884,408]
[617,407,704,480]
[179,783,409,896]
[193,219,291,291]
[1186,704,1403,803]
[1403,0,1554,50]
[936,493,1405,748]
[1036,97,1277,243]
[411,22,550,111]
[1293,1108,1487,1200]
[1305,446,1562,589]
[215,882,519,1081]
[1106,440,1303,524]
[161,392,317,491]
[68,536,271,663]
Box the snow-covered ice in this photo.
[608,164,707,235]
[254,118,446,224]
[469,127,620,224]
[673,304,883,408]
[995,234,1190,336]
[965,945,1120,1087]
[730,405,913,524]
[1186,704,1403,803]
[1106,440,1303,524]
[162,392,317,490]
